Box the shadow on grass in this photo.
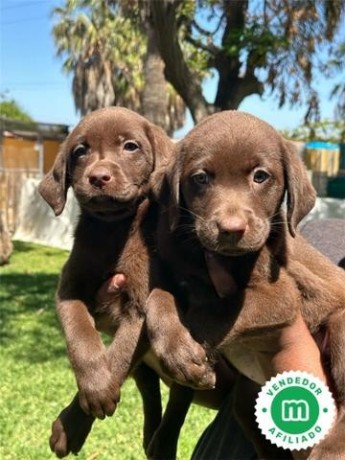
[0,272,67,363]
[11,240,42,253]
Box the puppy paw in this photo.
[152,327,215,389]
[49,396,95,458]
[77,356,120,419]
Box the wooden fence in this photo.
[0,121,67,233]
[0,168,41,233]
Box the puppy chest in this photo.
[222,345,273,385]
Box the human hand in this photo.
[271,312,336,460]
[97,273,127,303]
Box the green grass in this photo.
[0,241,214,460]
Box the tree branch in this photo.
[212,0,263,110]
[149,0,210,122]
[192,13,225,38]
[184,33,219,56]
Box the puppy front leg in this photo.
[57,299,119,419]
[49,312,148,459]
[106,308,149,382]
[145,288,215,389]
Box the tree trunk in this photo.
[141,24,171,133]
[149,0,263,121]
[213,0,263,111]
[149,0,210,123]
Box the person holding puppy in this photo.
[44,106,344,459]
[191,218,345,460]
[101,219,343,460]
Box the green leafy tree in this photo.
[0,95,34,122]
[52,0,187,134]
[149,0,345,122]
[327,42,345,120]
[52,0,345,131]
[52,0,143,114]
[281,119,345,144]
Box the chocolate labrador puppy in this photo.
[39,107,214,457]
[146,111,345,459]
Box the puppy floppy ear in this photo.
[149,147,182,232]
[167,148,184,232]
[146,123,174,170]
[282,140,316,236]
[38,141,70,216]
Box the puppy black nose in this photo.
[89,167,112,188]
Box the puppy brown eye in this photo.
[72,144,88,157]
[192,172,210,186]
[253,169,270,183]
[124,141,139,152]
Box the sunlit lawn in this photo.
[0,241,214,460]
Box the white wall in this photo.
[13,179,345,251]
[13,178,79,250]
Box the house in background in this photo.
[0,117,69,233]
[303,140,345,199]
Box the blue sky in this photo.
[1,0,343,135]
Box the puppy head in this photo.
[168,111,315,255]
[39,107,172,221]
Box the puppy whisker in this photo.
[178,206,207,224]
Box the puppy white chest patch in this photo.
[223,346,267,385]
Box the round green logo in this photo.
[271,386,319,434]
[255,371,336,451]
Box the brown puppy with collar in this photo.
[39,107,215,457]
[146,111,345,459]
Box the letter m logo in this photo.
[282,400,309,421]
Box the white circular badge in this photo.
[255,371,336,451]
